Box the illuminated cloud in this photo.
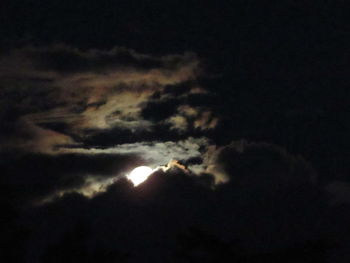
[166,115,188,131]
[37,175,117,205]
[165,105,219,132]
[16,136,209,203]
[26,136,210,204]
[59,137,210,170]
[193,110,219,130]
[0,45,204,153]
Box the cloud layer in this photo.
[0,45,220,205]
[0,45,218,154]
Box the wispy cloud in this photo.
[0,45,219,153]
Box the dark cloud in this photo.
[25,46,164,74]
[12,153,342,263]
[210,140,317,185]
[0,152,141,206]
[326,181,350,205]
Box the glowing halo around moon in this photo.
[127,166,155,186]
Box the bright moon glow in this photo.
[127,166,154,186]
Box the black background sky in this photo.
[1,1,350,262]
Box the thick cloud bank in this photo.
[2,139,348,262]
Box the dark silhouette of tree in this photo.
[247,239,336,263]
[175,226,244,263]
[0,182,30,263]
[174,225,336,263]
[41,220,129,263]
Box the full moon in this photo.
[127,166,154,186]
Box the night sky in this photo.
[1,1,350,262]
